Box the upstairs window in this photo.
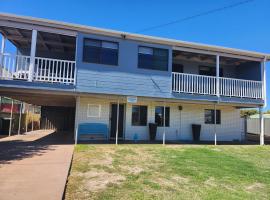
[138,46,168,71]
[83,38,118,65]
[132,105,147,126]
[205,109,221,124]
[155,106,170,127]
[199,66,223,77]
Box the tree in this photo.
[240,109,258,118]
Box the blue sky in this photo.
[0,0,269,110]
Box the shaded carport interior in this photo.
[0,87,76,134]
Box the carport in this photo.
[0,87,76,139]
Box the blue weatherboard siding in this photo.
[75,32,173,98]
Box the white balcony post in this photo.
[261,58,267,107]
[28,29,37,82]
[0,35,5,53]
[216,55,220,97]
[0,35,6,77]
[259,106,264,146]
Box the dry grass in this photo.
[65,145,270,200]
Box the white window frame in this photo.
[87,104,101,118]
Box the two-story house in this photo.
[0,13,268,144]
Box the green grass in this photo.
[65,145,270,200]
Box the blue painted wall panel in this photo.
[75,32,173,99]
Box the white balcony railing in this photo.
[172,72,216,95]
[172,72,263,99]
[0,53,76,85]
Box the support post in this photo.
[216,55,220,97]
[74,96,80,145]
[214,104,217,146]
[26,106,28,133]
[0,35,6,77]
[115,99,120,145]
[28,30,37,82]
[18,102,22,135]
[0,35,5,54]
[259,106,264,146]
[31,105,34,132]
[163,102,166,146]
[261,58,267,107]
[9,99,14,136]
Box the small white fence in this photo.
[172,72,263,99]
[0,53,76,85]
[246,118,270,136]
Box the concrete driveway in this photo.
[0,130,74,200]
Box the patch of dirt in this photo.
[122,166,144,175]
[171,175,189,184]
[246,182,265,192]
[77,170,126,192]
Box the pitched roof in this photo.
[0,12,270,60]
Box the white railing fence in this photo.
[0,53,30,80]
[34,57,75,84]
[220,77,262,99]
[172,72,263,99]
[172,72,216,95]
[0,53,75,85]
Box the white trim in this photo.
[259,106,264,145]
[87,104,101,118]
[28,29,37,82]
[216,55,220,97]
[74,96,80,145]
[261,58,267,108]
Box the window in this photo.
[132,105,147,126]
[83,38,118,65]
[155,106,170,127]
[172,63,183,73]
[87,104,101,118]
[138,46,168,71]
[199,66,223,77]
[205,109,221,124]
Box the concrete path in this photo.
[0,130,74,200]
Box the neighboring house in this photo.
[0,13,269,143]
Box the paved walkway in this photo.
[0,130,74,200]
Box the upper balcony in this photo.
[172,72,262,99]
[0,26,76,86]
[171,49,265,100]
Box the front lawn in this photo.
[65,145,270,200]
